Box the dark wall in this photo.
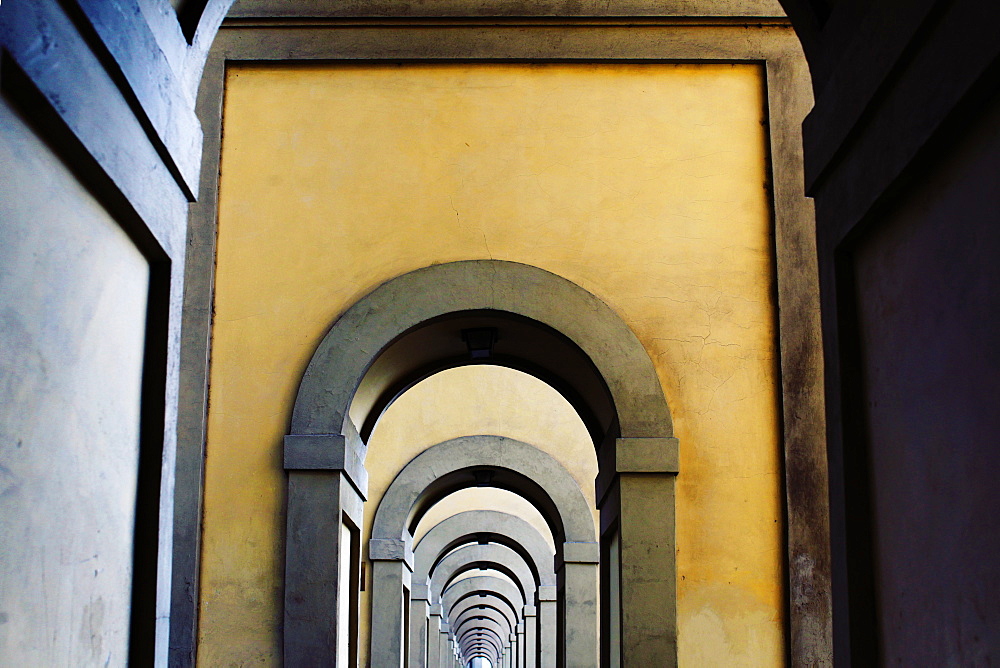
[852,91,1000,665]
[785,0,1000,663]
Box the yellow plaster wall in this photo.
[200,63,784,666]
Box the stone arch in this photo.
[464,632,503,662]
[410,511,557,668]
[290,260,672,443]
[433,544,536,604]
[442,576,524,627]
[449,576,520,664]
[443,556,534,667]
[439,577,532,668]
[458,621,516,666]
[168,5,838,665]
[457,613,509,642]
[372,435,595,548]
[414,510,556,589]
[370,436,596,667]
[453,600,516,636]
[284,260,677,665]
[464,637,503,666]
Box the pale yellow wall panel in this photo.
[200,63,784,665]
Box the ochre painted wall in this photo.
[199,63,784,665]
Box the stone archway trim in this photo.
[289,259,673,441]
[372,435,596,546]
[432,543,536,604]
[442,576,524,623]
[414,510,556,589]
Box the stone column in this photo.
[438,623,451,668]
[614,438,679,666]
[559,542,599,667]
[510,633,519,668]
[368,538,413,668]
[523,605,537,668]
[283,434,366,667]
[517,622,526,668]
[410,584,430,667]
[427,606,443,668]
[537,586,557,668]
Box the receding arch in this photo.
[414,510,556,590]
[456,614,509,644]
[453,600,516,636]
[463,637,502,666]
[456,612,509,640]
[290,260,673,443]
[459,625,507,658]
[441,575,527,664]
[285,260,675,666]
[410,511,554,668]
[372,435,595,548]
[464,633,502,661]
[371,436,596,667]
[443,576,524,625]
[433,544,536,603]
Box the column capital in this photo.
[368,537,414,570]
[560,541,600,564]
[537,585,557,602]
[616,437,679,474]
[284,433,369,498]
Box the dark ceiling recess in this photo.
[351,310,615,445]
[474,469,495,487]
[462,327,497,360]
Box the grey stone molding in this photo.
[433,544,537,607]
[451,596,518,634]
[371,435,596,548]
[414,510,557,590]
[288,259,673,443]
[443,576,525,664]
